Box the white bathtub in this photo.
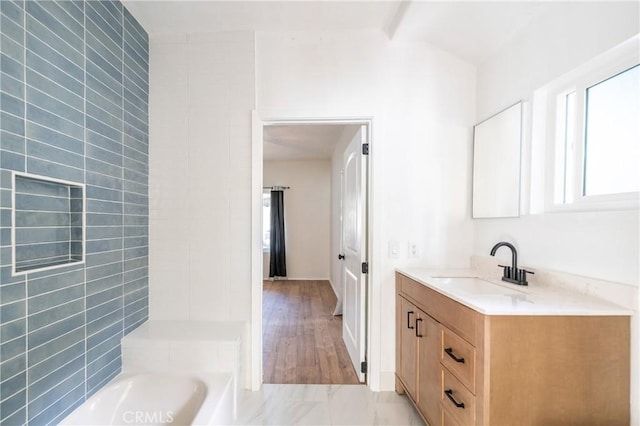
[60,372,234,426]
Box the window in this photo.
[262,191,270,251]
[543,36,639,211]
[583,65,639,196]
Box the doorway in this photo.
[262,279,359,384]
[256,119,371,386]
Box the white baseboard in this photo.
[328,279,338,298]
[379,371,396,391]
[294,277,331,281]
[263,277,331,281]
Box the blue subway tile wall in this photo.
[0,1,149,424]
[14,174,84,272]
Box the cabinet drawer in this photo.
[441,326,476,393]
[441,405,462,426]
[441,368,475,425]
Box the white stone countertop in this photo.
[397,268,633,316]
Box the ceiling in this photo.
[122,1,401,34]
[122,1,555,66]
[391,2,552,64]
[121,1,558,161]
[263,124,359,161]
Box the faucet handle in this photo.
[517,268,535,284]
[497,264,512,279]
[519,268,535,277]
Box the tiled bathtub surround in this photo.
[0,1,149,424]
[120,320,246,421]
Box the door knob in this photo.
[338,254,345,260]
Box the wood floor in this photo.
[263,280,360,384]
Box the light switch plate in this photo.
[389,240,400,258]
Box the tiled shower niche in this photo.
[12,173,84,274]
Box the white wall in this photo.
[474,2,639,422]
[146,5,638,401]
[263,160,331,280]
[148,29,475,391]
[149,31,255,322]
[257,30,476,389]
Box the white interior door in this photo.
[341,125,368,382]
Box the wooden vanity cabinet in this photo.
[395,272,630,426]
[396,295,440,426]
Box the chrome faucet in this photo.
[490,241,533,286]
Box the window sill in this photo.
[545,196,639,214]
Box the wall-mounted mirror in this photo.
[472,102,522,218]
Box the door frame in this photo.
[251,111,373,389]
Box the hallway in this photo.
[263,280,359,384]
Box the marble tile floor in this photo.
[234,384,425,425]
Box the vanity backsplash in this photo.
[470,255,639,311]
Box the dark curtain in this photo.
[269,190,287,278]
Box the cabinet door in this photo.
[398,297,417,398]
[417,312,440,425]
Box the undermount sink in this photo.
[430,277,528,295]
[426,270,479,279]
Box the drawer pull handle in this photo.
[444,389,465,409]
[407,311,414,329]
[445,347,465,363]
[415,318,423,338]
